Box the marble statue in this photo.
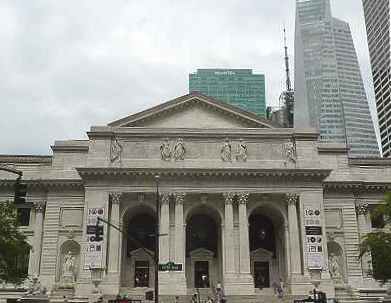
[173,138,186,161]
[221,139,232,162]
[110,138,123,163]
[62,251,76,284]
[236,139,248,162]
[160,139,172,161]
[329,253,342,280]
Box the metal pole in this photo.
[155,175,160,303]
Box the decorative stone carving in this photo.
[62,251,76,284]
[110,137,123,163]
[160,193,170,205]
[221,138,232,162]
[173,138,186,161]
[236,139,248,162]
[160,138,172,161]
[174,192,186,205]
[223,192,235,204]
[356,202,369,215]
[282,140,297,163]
[110,192,122,205]
[285,193,299,205]
[34,200,46,213]
[26,275,47,296]
[237,192,250,204]
[328,253,343,280]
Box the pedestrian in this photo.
[215,283,225,303]
[191,293,198,303]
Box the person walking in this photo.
[215,283,225,303]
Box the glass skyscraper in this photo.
[362,0,391,157]
[189,69,266,117]
[295,0,379,157]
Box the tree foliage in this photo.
[360,192,391,282]
[0,200,31,285]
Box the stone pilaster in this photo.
[286,193,302,276]
[159,193,170,263]
[356,200,373,279]
[108,192,121,275]
[237,192,251,274]
[284,224,291,280]
[32,200,46,276]
[223,192,235,274]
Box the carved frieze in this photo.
[235,139,248,162]
[110,137,123,163]
[160,138,185,161]
[282,140,297,163]
[221,138,232,162]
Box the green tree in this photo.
[0,200,31,285]
[360,192,391,283]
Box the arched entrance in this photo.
[185,206,222,290]
[249,204,287,291]
[121,206,156,289]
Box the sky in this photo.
[0,0,377,154]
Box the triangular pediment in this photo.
[108,93,277,129]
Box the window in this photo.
[370,207,385,229]
[17,208,30,226]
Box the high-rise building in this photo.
[295,0,379,157]
[189,69,266,117]
[362,0,391,157]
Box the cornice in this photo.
[88,127,319,141]
[0,155,52,164]
[324,181,391,191]
[348,158,391,167]
[76,167,331,180]
[0,179,83,189]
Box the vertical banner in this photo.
[303,203,324,270]
[84,207,105,269]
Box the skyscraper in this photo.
[189,69,266,117]
[362,0,391,157]
[295,0,379,157]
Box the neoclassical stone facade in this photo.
[1,93,391,302]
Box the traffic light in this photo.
[14,177,27,204]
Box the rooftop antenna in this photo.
[283,27,292,92]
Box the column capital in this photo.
[356,202,369,215]
[223,192,235,205]
[173,192,186,205]
[160,193,170,205]
[237,192,250,205]
[109,192,122,204]
[33,200,46,213]
[286,193,299,205]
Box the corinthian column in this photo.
[174,193,185,267]
[223,192,235,273]
[356,201,372,276]
[286,193,302,275]
[159,193,170,263]
[33,200,46,276]
[108,192,121,274]
[238,193,251,274]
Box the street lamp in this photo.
[154,174,160,303]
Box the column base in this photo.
[158,271,187,295]
[223,273,254,295]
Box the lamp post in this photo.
[154,174,160,303]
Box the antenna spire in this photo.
[283,27,292,92]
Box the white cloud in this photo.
[0,0,377,154]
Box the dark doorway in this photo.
[194,261,210,288]
[249,214,276,254]
[127,214,156,253]
[254,261,270,289]
[134,261,149,287]
[186,214,218,256]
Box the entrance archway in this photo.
[121,206,156,289]
[185,206,222,290]
[249,204,287,290]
